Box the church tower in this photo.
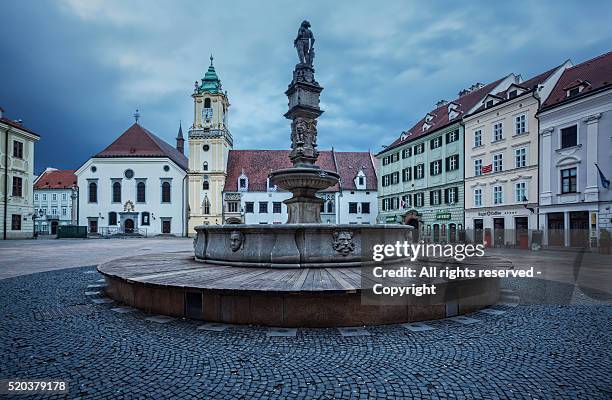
[187,56,232,233]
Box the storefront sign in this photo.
[385,216,398,223]
[476,210,519,217]
[436,212,452,220]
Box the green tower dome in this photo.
[197,55,222,94]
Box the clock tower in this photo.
[187,56,232,233]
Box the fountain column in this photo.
[269,20,339,223]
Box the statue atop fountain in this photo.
[269,21,340,223]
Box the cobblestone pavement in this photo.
[1,266,610,399]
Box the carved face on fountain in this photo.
[229,231,244,252]
[332,230,355,256]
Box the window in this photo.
[430,190,441,205]
[358,176,364,186]
[273,202,282,213]
[203,144,210,151]
[414,143,424,155]
[239,178,247,190]
[414,193,424,207]
[560,125,577,149]
[402,167,411,182]
[12,177,23,197]
[508,89,518,99]
[52,193,57,201]
[391,171,399,185]
[567,87,580,97]
[402,148,412,158]
[13,141,24,158]
[446,130,459,143]
[474,129,482,147]
[430,136,442,149]
[11,215,21,230]
[124,169,134,179]
[493,122,503,141]
[203,162,208,171]
[349,202,358,214]
[51,207,57,215]
[474,159,483,176]
[486,100,495,108]
[258,202,268,213]
[203,180,210,190]
[361,202,370,214]
[493,153,503,172]
[108,212,117,225]
[327,201,333,213]
[515,182,527,202]
[204,98,211,108]
[34,193,38,201]
[474,188,482,207]
[88,182,97,203]
[161,181,171,203]
[62,193,67,201]
[141,212,150,226]
[228,202,239,213]
[561,167,577,194]
[112,181,121,203]
[430,160,442,176]
[61,207,67,216]
[515,148,527,168]
[414,164,424,179]
[203,198,211,215]
[245,202,254,213]
[446,187,458,204]
[137,181,146,203]
[515,114,526,135]
[493,186,503,205]
[42,193,47,201]
[446,154,459,171]
[401,195,411,208]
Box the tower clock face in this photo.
[202,108,213,121]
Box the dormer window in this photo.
[354,170,366,189]
[238,172,248,192]
[508,90,518,99]
[486,100,495,108]
[425,113,435,123]
[267,178,277,192]
[567,87,580,97]
[422,123,431,132]
[564,80,589,98]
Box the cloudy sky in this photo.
[1,0,611,173]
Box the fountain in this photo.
[97,21,505,327]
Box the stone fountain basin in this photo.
[194,224,414,268]
[269,167,340,191]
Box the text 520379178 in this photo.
[0,380,69,394]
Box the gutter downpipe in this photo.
[3,127,10,240]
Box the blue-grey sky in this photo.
[1,0,611,173]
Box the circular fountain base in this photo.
[98,252,506,327]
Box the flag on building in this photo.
[482,164,493,174]
[595,163,610,189]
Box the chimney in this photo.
[176,122,185,154]
[458,89,470,97]
[436,100,448,107]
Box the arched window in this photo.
[161,182,171,203]
[203,180,210,190]
[327,201,333,213]
[141,212,150,226]
[112,181,121,203]
[203,161,208,171]
[88,182,97,203]
[108,212,117,225]
[204,98,211,108]
[137,181,146,203]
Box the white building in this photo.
[76,122,188,236]
[33,168,77,235]
[222,150,378,225]
[0,107,40,239]
[538,52,612,247]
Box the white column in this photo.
[540,128,553,205]
[583,113,601,202]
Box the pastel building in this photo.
[33,168,78,235]
[0,108,40,239]
[376,76,516,242]
[538,52,612,247]
[222,150,378,225]
[463,61,571,246]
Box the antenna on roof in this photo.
[133,109,141,124]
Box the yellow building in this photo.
[187,57,232,234]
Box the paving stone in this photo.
[86,284,106,288]
[111,307,136,314]
[91,298,113,304]
[448,316,480,325]
[266,328,297,337]
[83,270,98,274]
[144,315,175,324]
[197,323,231,332]
[401,322,435,332]
[84,291,100,296]
[478,308,506,316]
[338,327,370,337]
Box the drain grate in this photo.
[33,304,96,321]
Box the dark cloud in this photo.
[1,0,610,173]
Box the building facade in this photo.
[538,52,612,247]
[222,150,378,225]
[463,62,570,247]
[33,168,77,235]
[0,108,40,239]
[187,57,232,234]
[377,76,516,242]
[76,123,188,236]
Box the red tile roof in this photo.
[541,51,612,110]
[34,170,77,189]
[94,123,188,170]
[224,150,376,192]
[379,76,507,155]
[0,117,41,137]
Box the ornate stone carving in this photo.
[290,117,318,162]
[229,230,244,252]
[123,200,135,212]
[294,20,315,66]
[332,230,355,256]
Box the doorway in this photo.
[51,221,59,235]
[433,224,440,242]
[515,217,528,248]
[474,219,484,244]
[547,213,564,246]
[569,211,589,247]
[124,218,135,234]
[493,218,505,247]
[162,220,171,234]
[89,219,98,234]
